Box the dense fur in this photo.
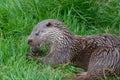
[27,19,120,80]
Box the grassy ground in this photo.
[0,0,120,80]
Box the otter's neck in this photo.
[48,33,75,64]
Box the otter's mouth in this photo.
[30,42,45,53]
[31,48,40,53]
[30,44,41,53]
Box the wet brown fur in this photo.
[27,19,120,80]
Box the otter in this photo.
[27,19,120,80]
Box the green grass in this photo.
[0,0,120,80]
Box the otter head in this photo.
[27,19,64,53]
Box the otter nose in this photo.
[28,39,33,44]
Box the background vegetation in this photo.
[0,0,120,80]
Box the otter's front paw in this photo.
[26,52,41,60]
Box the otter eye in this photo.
[35,33,39,36]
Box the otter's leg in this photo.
[36,52,69,66]
[74,47,115,80]
[36,56,57,65]
[26,50,42,59]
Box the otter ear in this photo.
[46,22,52,27]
